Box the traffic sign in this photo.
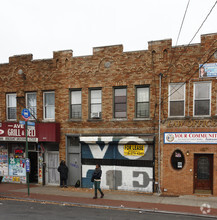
[21,109,31,121]
[19,121,35,126]
[26,158,30,172]
[27,121,35,126]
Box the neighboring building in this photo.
[0,33,217,196]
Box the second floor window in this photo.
[90,89,102,119]
[7,93,16,120]
[114,87,127,118]
[136,86,150,118]
[26,92,37,120]
[70,90,82,119]
[43,91,55,120]
[194,82,211,116]
[169,83,185,117]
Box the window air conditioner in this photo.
[91,112,101,119]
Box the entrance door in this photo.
[68,153,80,186]
[67,136,81,186]
[29,152,38,183]
[46,152,59,185]
[194,154,213,193]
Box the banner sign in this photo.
[164,132,217,144]
[0,122,38,142]
[199,63,217,78]
[124,144,145,156]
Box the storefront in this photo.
[0,122,60,185]
[66,135,155,192]
[163,131,216,195]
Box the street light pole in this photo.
[25,120,30,196]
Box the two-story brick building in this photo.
[0,32,217,196]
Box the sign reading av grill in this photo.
[0,122,38,142]
[164,132,217,144]
[124,144,145,156]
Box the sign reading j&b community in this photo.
[164,132,217,144]
[124,144,145,156]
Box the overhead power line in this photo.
[164,0,217,77]
[175,0,191,46]
[165,40,217,101]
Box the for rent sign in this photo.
[164,132,217,144]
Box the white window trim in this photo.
[6,93,17,121]
[26,92,37,120]
[43,91,55,121]
[114,87,127,119]
[70,90,82,119]
[136,86,150,118]
[193,81,211,117]
[168,83,185,118]
[90,89,102,119]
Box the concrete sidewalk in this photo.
[1,183,217,218]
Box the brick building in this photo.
[0,33,217,195]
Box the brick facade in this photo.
[0,33,217,195]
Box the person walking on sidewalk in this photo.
[91,164,104,199]
[57,160,68,188]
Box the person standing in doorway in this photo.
[91,164,104,199]
[57,160,68,188]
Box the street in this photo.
[0,199,213,220]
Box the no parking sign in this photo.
[26,158,30,173]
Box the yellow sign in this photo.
[124,144,145,156]
[12,177,20,182]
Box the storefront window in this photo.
[0,144,8,176]
[171,149,185,170]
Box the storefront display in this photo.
[0,144,8,176]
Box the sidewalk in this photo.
[1,183,217,218]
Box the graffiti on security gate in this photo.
[82,165,153,192]
[80,136,152,160]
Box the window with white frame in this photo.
[26,92,37,120]
[6,93,17,120]
[194,82,211,116]
[70,90,82,119]
[114,87,127,118]
[169,83,185,117]
[90,89,102,119]
[43,91,55,120]
[136,86,150,118]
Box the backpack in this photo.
[75,180,80,188]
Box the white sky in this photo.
[0,0,216,63]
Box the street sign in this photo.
[21,109,31,121]
[26,158,30,172]
[27,121,35,126]
[19,121,35,126]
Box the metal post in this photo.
[158,73,163,194]
[25,121,30,196]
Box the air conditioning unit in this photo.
[91,112,101,119]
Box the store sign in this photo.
[199,63,217,78]
[164,132,217,144]
[0,123,38,143]
[124,144,145,156]
[167,120,217,128]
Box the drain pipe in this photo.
[158,73,163,194]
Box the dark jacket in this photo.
[58,161,68,180]
[91,167,102,181]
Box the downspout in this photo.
[158,73,163,194]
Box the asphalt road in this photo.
[0,199,213,220]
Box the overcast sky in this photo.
[0,0,216,63]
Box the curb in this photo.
[1,195,217,219]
